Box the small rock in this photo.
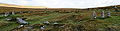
[40,26,45,30]
[53,22,58,24]
[43,21,50,24]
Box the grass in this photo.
[26,12,76,25]
[0,20,20,31]
[0,10,120,31]
[0,23,19,31]
[0,14,22,31]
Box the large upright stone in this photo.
[12,12,15,15]
[107,11,111,18]
[114,6,119,12]
[92,11,97,19]
[4,12,9,16]
[101,11,105,18]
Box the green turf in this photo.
[0,10,120,31]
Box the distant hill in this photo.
[0,3,120,13]
[84,5,120,11]
[0,3,47,8]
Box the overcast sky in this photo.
[0,0,120,8]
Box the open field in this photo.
[0,4,120,31]
[0,8,120,31]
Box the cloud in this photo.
[0,0,120,8]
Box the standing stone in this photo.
[4,12,9,16]
[12,12,15,15]
[4,13,7,16]
[20,11,23,13]
[92,11,97,19]
[114,6,119,12]
[28,11,31,13]
[101,11,105,18]
[107,11,111,18]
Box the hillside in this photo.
[0,3,47,8]
[0,3,120,31]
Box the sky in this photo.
[0,0,120,8]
